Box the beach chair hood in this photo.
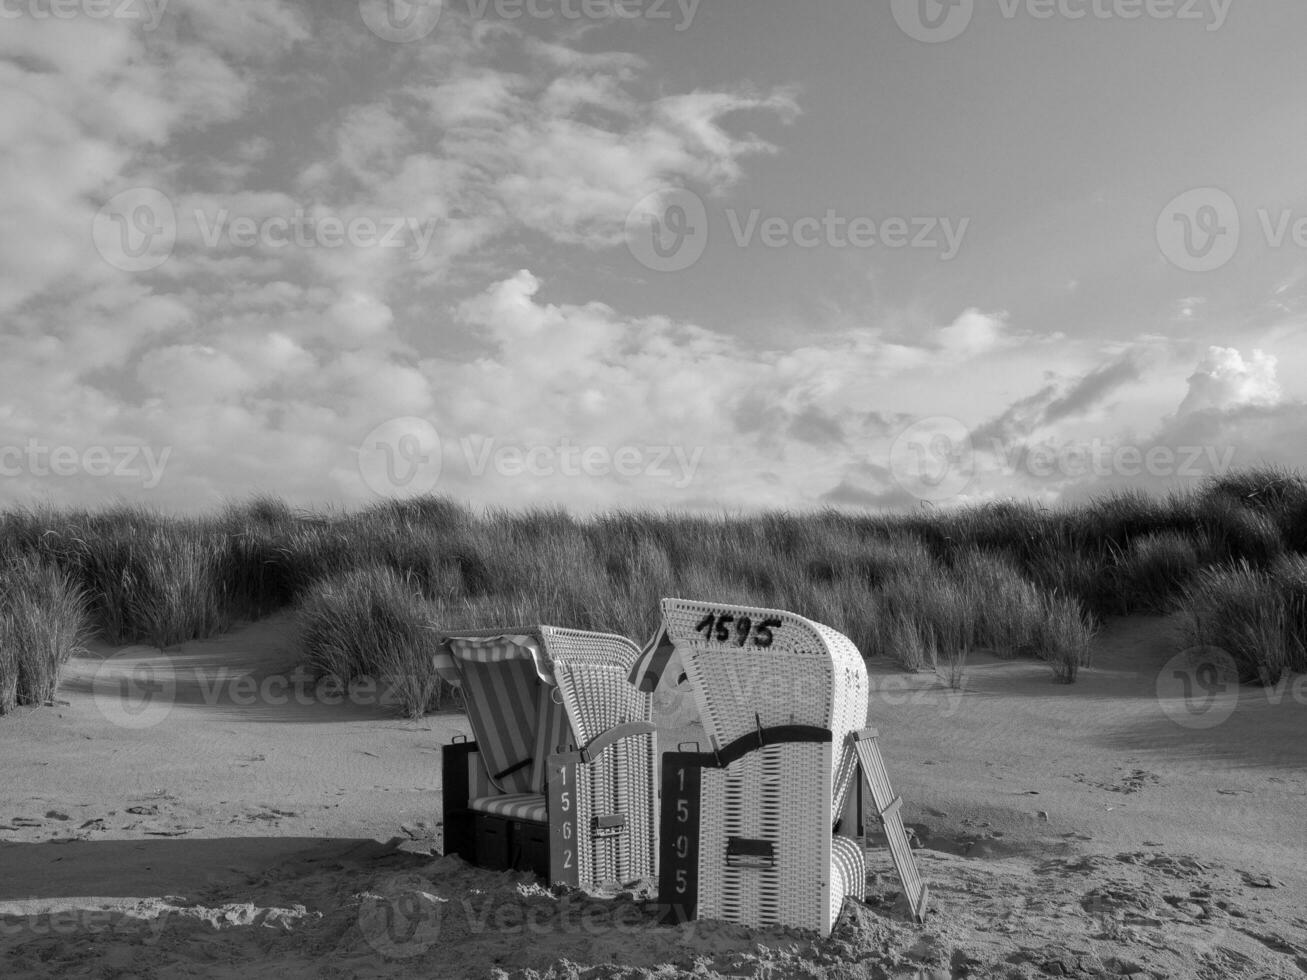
[434,632,556,688]
[633,600,869,749]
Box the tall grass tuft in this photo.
[1196,494,1284,567]
[1204,465,1307,552]
[1210,467,1307,554]
[13,507,229,647]
[1039,593,1096,683]
[874,571,973,674]
[951,547,1044,657]
[927,583,973,689]
[1181,561,1292,684]
[881,612,935,674]
[297,565,450,717]
[0,554,91,712]
[216,497,305,618]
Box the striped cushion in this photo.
[470,793,548,823]
[530,682,575,794]
[454,648,539,795]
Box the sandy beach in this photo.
[2,612,1304,979]
[7,4,1307,976]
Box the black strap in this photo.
[493,756,533,781]
[714,725,832,768]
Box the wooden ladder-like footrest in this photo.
[851,728,929,923]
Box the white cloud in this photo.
[136,345,257,404]
[0,8,300,318]
[327,292,397,347]
[3,8,1303,515]
[944,344,1303,508]
[935,308,1012,358]
[1178,346,1281,415]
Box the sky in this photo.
[2,0,1306,514]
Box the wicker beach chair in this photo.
[633,598,925,935]
[437,626,658,889]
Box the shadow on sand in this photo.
[0,835,432,906]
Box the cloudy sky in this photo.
[2,0,1305,514]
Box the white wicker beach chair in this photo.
[437,626,658,889]
[633,598,925,935]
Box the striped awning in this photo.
[432,634,556,688]
[628,623,677,693]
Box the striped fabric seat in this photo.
[469,793,548,823]
[452,642,540,795]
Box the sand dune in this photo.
[2,614,1304,978]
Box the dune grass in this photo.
[1180,557,1307,685]
[1273,554,1307,671]
[1203,464,1307,553]
[1116,529,1202,614]
[3,468,1306,714]
[951,547,1046,658]
[296,565,450,718]
[1039,593,1097,684]
[0,554,91,713]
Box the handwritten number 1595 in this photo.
[694,611,782,648]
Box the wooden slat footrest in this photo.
[851,733,930,924]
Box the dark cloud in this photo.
[970,350,1148,453]
[1043,353,1147,425]
[787,406,845,448]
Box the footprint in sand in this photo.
[1239,871,1283,889]
[1070,768,1160,794]
[230,806,301,826]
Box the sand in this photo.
[2,612,1305,979]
